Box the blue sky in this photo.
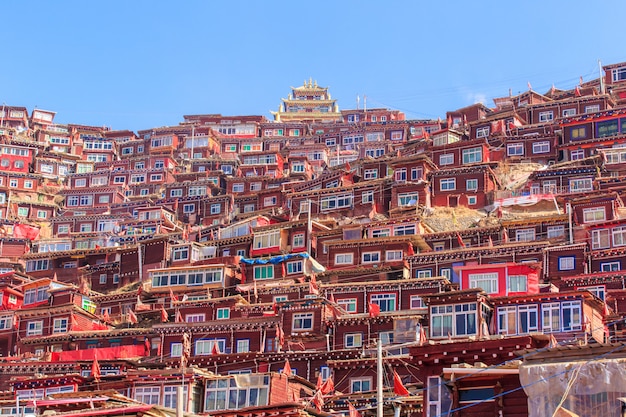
[2,0,625,132]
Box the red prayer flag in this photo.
[13,224,40,240]
[393,370,410,396]
[175,309,184,323]
[312,390,324,411]
[348,401,361,417]
[316,374,323,391]
[575,85,582,97]
[160,307,169,323]
[456,232,466,248]
[92,354,101,382]
[102,310,110,323]
[169,288,179,303]
[212,343,221,355]
[144,337,151,355]
[127,309,138,324]
[282,359,292,376]
[368,302,380,318]
[276,324,285,346]
[70,314,79,331]
[320,376,334,395]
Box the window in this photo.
[172,247,189,261]
[558,256,575,271]
[237,339,250,353]
[467,196,477,205]
[538,111,554,122]
[53,318,68,333]
[75,178,87,187]
[263,196,277,207]
[286,260,303,274]
[585,105,600,114]
[27,320,43,336]
[23,180,32,189]
[570,126,587,140]
[600,262,620,272]
[462,147,482,164]
[362,190,374,204]
[163,386,188,410]
[547,225,565,239]
[562,108,576,117]
[612,66,626,82]
[17,207,28,217]
[99,274,107,284]
[468,273,498,294]
[134,387,160,405]
[532,141,550,154]
[232,183,244,193]
[439,154,454,166]
[292,233,305,248]
[364,169,378,179]
[561,301,582,331]
[171,343,182,357]
[216,308,230,320]
[516,228,536,242]
[183,203,195,213]
[337,298,357,313]
[170,189,183,198]
[440,178,456,191]
[397,192,419,207]
[196,339,225,355]
[597,119,619,138]
[582,285,606,301]
[293,312,313,331]
[386,250,403,261]
[507,143,524,156]
[370,293,396,312]
[395,169,407,182]
[253,231,280,249]
[210,204,221,214]
[350,378,372,393]
[345,333,363,348]
[186,313,205,323]
[362,252,380,264]
[613,226,626,246]
[410,295,424,309]
[394,225,416,235]
[417,270,432,278]
[508,275,527,293]
[466,179,478,191]
[254,265,274,280]
[475,126,489,138]
[431,303,477,337]
[583,207,606,223]
[335,253,354,265]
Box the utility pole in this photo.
[377,339,384,417]
[306,199,312,255]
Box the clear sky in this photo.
[2,0,625,132]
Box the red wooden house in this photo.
[430,164,499,208]
[457,262,541,297]
[430,139,490,169]
[584,217,626,272]
[542,242,587,280]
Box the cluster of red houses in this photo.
[1,67,626,417]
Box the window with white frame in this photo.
[462,147,482,164]
[186,313,205,323]
[561,301,582,331]
[287,260,303,274]
[583,207,606,223]
[370,293,396,312]
[249,182,261,191]
[591,229,610,249]
[467,195,477,205]
[440,178,456,191]
[292,233,305,248]
[547,225,565,239]
[350,378,372,393]
[254,265,274,280]
[263,196,277,207]
[507,275,527,293]
[345,333,363,348]
[532,141,550,154]
[431,303,477,337]
[386,250,403,261]
[362,251,380,264]
[253,231,280,249]
[581,285,606,301]
[398,192,419,207]
[335,253,354,265]
[538,111,554,122]
[195,339,225,355]
[466,179,478,191]
[417,269,432,278]
[171,342,182,357]
[469,273,498,294]
[585,105,600,114]
[476,126,490,138]
[134,387,160,405]
[411,167,423,180]
[232,183,244,193]
[570,149,585,160]
[337,298,357,313]
[507,143,524,156]
[394,224,416,235]
[75,178,87,187]
[293,312,313,331]
[170,189,183,198]
[216,308,230,320]
[558,256,575,271]
[410,295,424,309]
[562,108,576,117]
[27,320,43,336]
[320,194,352,211]
[569,178,593,192]
[99,274,107,284]
[172,246,189,261]
[600,261,620,272]
[513,228,535,242]
[439,154,454,166]
[364,169,378,179]
[362,190,374,204]
[237,339,250,353]
[613,226,626,246]
[53,318,68,333]
[394,169,407,182]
